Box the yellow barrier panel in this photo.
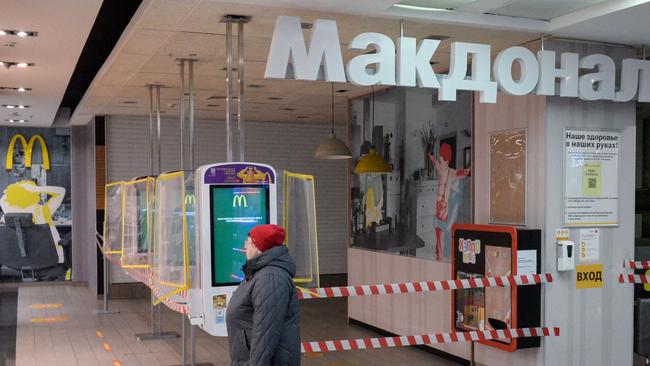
[152,171,193,305]
[121,177,155,269]
[284,171,320,288]
[103,182,125,255]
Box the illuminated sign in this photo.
[233,194,248,208]
[5,134,50,171]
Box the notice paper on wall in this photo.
[564,129,620,227]
[579,228,600,262]
[517,250,537,275]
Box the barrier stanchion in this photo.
[297,273,553,300]
[301,327,561,353]
[94,233,120,315]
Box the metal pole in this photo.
[470,341,475,366]
[156,85,162,174]
[399,19,404,38]
[237,22,245,162]
[226,21,233,162]
[182,315,187,366]
[149,85,154,176]
[191,325,197,365]
[103,256,108,312]
[179,60,186,170]
[94,255,119,314]
[189,60,195,170]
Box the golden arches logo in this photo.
[6,134,50,171]
[185,194,196,206]
[233,194,247,208]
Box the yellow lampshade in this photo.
[353,149,391,174]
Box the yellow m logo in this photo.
[233,194,247,207]
[185,194,196,206]
[6,134,50,171]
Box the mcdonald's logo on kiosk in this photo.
[5,134,50,171]
[233,194,247,208]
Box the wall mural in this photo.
[350,88,472,262]
[0,128,71,282]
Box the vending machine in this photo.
[192,162,277,336]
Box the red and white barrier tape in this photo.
[301,327,560,353]
[297,273,553,300]
[123,268,189,314]
[624,260,650,270]
[618,274,650,284]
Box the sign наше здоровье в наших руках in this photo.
[264,16,649,104]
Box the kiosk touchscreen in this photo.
[192,162,276,336]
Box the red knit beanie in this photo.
[249,224,286,252]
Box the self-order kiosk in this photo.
[191,162,277,336]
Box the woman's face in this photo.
[244,236,261,260]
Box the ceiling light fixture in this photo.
[315,83,352,160]
[0,86,30,92]
[267,97,283,100]
[353,85,391,173]
[336,89,349,93]
[3,104,29,109]
[0,30,37,37]
[393,4,452,12]
[7,119,26,123]
[0,61,35,69]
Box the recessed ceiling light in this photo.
[7,119,26,123]
[0,30,37,37]
[207,104,218,107]
[336,89,349,93]
[282,107,296,111]
[393,4,452,11]
[247,84,264,88]
[18,105,26,109]
[207,95,226,100]
[0,61,34,69]
[267,97,283,101]
[0,86,30,92]
[2,104,29,109]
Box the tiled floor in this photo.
[14,285,460,366]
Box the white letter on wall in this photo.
[396,37,440,88]
[346,32,396,86]
[493,46,539,96]
[265,16,346,82]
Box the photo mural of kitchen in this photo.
[350,88,471,262]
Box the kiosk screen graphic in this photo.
[210,185,269,286]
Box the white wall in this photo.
[542,41,636,366]
[106,116,349,275]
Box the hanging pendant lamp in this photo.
[353,86,391,174]
[315,83,352,159]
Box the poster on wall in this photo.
[564,129,620,227]
[489,129,526,225]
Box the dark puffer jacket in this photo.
[226,245,301,366]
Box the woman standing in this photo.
[226,224,301,366]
